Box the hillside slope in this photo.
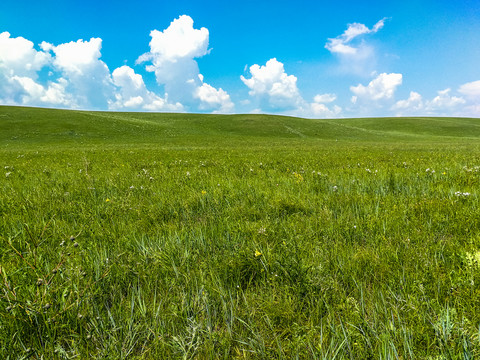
[1,106,480,149]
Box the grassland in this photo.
[1,106,480,359]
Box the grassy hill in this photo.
[1,106,480,150]
[2,106,480,359]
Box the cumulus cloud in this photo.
[392,88,471,116]
[350,72,402,102]
[137,15,233,113]
[310,96,342,118]
[0,32,56,106]
[0,34,117,109]
[0,17,233,113]
[392,91,423,115]
[426,88,465,112]
[240,58,302,110]
[458,80,480,99]
[0,32,51,77]
[194,82,234,113]
[240,58,342,117]
[110,65,183,111]
[41,38,116,109]
[325,19,386,75]
[313,93,337,103]
[457,80,480,117]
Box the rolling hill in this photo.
[1,106,480,150]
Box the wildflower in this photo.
[186,171,191,176]
[5,172,11,177]
[258,227,266,235]
[293,172,304,182]
[201,190,207,195]
[106,198,110,202]
[333,185,338,192]
[255,250,262,257]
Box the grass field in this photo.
[1,106,480,359]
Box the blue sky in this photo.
[1,0,479,117]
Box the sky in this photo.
[1,0,480,118]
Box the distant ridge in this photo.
[1,105,480,150]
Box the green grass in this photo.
[1,106,480,358]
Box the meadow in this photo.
[1,106,480,359]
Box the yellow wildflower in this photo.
[201,190,207,195]
[255,250,262,257]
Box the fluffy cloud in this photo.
[0,35,116,109]
[325,19,385,75]
[0,32,50,77]
[0,32,57,106]
[325,19,385,55]
[0,17,233,113]
[110,65,183,111]
[426,88,465,112]
[458,80,480,99]
[310,97,342,118]
[137,15,233,113]
[458,80,480,117]
[194,82,234,113]
[391,91,423,115]
[240,58,302,110]
[240,58,342,117]
[41,38,116,109]
[313,93,337,103]
[392,88,470,116]
[350,73,402,102]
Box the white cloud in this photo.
[458,81,480,117]
[241,58,342,117]
[313,93,337,103]
[194,82,234,113]
[392,91,423,114]
[41,38,115,109]
[137,15,232,112]
[458,80,480,99]
[139,15,209,63]
[392,88,470,116]
[325,19,385,55]
[110,65,183,111]
[310,101,342,118]
[426,88,465,111]
[0,32,50,78]
[350,73,402,101]
[325,19,386,75]
[240,58,302,109]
